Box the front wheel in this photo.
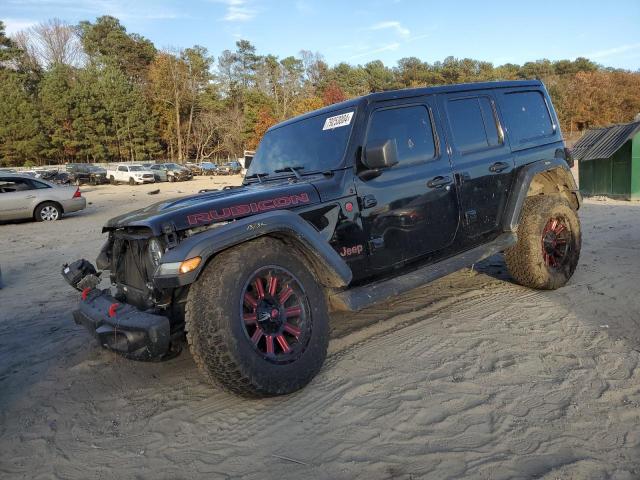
[128,177,135,186]
[505,195,581,290]
[186,237,329,397]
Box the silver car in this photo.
[0,174,87,222]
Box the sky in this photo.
[2,0,640,70]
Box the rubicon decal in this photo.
[187,193,310,225]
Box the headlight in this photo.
[148,238,164,266]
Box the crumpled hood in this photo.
[104,180,319,235]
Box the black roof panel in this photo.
[270,80,543,131]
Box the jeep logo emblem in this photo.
[339,245,364,257]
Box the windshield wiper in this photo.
[274,166,304,179]
[245,172,269,183]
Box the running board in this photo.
[329,232,517,312]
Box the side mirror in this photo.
[363,139,399,170]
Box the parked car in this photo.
[150,163,193,182]
[64,80,581,397]
[106,164,155,185]
[217,160,242,175]
[198,162,219,175]
[0,174,86,221]
[66,164,109,185]
[43,171,72,185]
[185,162,200,175]
[0,168,17,174]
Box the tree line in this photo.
[1,16,639,167]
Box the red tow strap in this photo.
[81,288,92,300]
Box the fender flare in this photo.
[502,158,582,232]
[153,209,353,289]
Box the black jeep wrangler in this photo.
[63,80,581,397]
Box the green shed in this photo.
[571,121,640,200]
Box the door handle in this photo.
[427,176,453,188]
[489,162,510,173]
[25,195,36,199]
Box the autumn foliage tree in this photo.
[248,107,278,150]
[1,16,640,167]
[322,81,347,106]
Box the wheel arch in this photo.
[33,199,64,219]
[503,158,581,232]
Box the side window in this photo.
[0,178,34,192]
[447,96,502,153]
[366,105,436,165]
[118,166,127,172]
[500,91,554,144]
[29,179,50,189]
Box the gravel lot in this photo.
[1,176,639,479]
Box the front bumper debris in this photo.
[73,288,170,361]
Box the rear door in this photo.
[438,91,514,240]
[355,96,460,269]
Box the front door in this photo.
[0,177,37,219]
[355,97,460,270]
[438,92,514,240]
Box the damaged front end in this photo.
[62,225,190,361]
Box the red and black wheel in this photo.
[186,237,329,397]
[541,217,571,269]
[241,267,311,363]
[505,195,581,290]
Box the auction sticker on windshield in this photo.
[323,112,354,131]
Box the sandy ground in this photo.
[1,176,640,479]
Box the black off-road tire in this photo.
[109,175,116,185]
[505,195,581,290]
[128,177,135,186]
[185,237,329,397]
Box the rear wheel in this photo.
[109,175,116,185]
[186,237,329,397]
[35,202,61,222]
[505,195,581,290]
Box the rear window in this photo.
[447,97,502,153]
[500,91,554,144]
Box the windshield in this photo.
[129,166,143,171]
[165,163,181,169]
[247,108,355,177]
